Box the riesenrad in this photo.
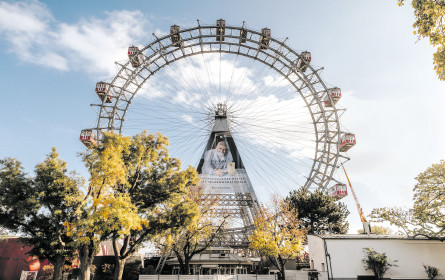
[80,19,356,232]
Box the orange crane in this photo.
[341,163,371,233]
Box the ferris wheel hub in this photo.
[214,103,228,118]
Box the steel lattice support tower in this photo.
[196,104,259,248]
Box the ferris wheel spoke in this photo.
[229,61,274,107]
[130,93,211,122]
[223,55,259,104]
[232,130,314,170]
[126,107,210,126]
[231,123,314,138]
[224,53,239,104]
[182,56,216,103]
[136,81,207,115]
[200,52,219,102]
[166,57,216,106]
[234,119,313,134]
[234,137,300,196]
[231,119,314,131]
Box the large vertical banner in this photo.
[197,132,254,194]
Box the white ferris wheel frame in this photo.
[91,20,349,190]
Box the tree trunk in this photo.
[52,255,65,280]
[112,235,129,280]
[185,257,190,275]
[175,251,186,274]
[79,244,95,280]
[277,256,286,280]
[113,258,127,280]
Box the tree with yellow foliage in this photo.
[249,196,306,280]
[79,131,199,280]
[155,185,227,274]
[398,0,445,80]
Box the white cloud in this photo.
[0,1,149,75]
[181,114,193,124]
[137,85,166,99]
[56,10,148,74]
[158,53,257,97]
[173,90,203,106]
[0,1,51,34]
[263,74,289,87]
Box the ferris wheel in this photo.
[80,19,356,201]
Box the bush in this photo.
[362,248,398,280]
[308,270,320,280]
[37,265,54,280]
[424,265,442,280]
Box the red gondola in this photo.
[95,82,112,103]
[339,133,356,152]
[128,46,144,68]
[80,129,97,147]
[328,183,348,199]
[296,51,311,72]
[324,87,342,107]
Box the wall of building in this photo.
[308,235,445,280]
[0,238,50,280]
[285,270,328,280]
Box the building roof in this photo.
[166,253,253,265]
[312,234,430,240]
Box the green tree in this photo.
[0,149,83,280]
[371,160,445,238]
[249,196,305,280]
[81,131,199,280]
[398,0,445,80]
[286,189,350,234]
[362,248,398,280]
[155,185,227,275]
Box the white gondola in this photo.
[128,46,144,68]
[95,82,112,103]
[296,51,311,72]
[170,25,182,47]
[328,183,348,199]
[339,133,356,152]
[324,87,342,107]
[259,28,271,49]
[216,19,226,41]
[80,129,97,147]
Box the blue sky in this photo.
[1,0,444,233]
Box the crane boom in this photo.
[341,163,367,223]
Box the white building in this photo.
[308,234,445,280]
